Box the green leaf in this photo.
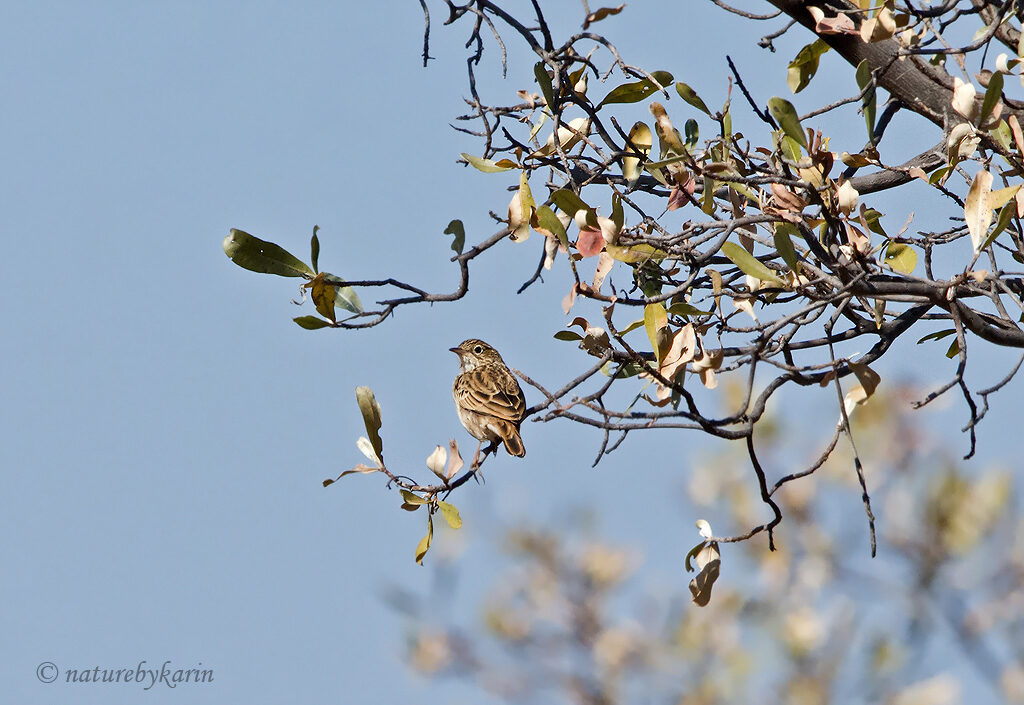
[861,208,888,237]
[535,62,556,111]
[991,119,1013,152]
[310,225,320,274]
[667,301,713,317]
[684,119,699,150]
[551,188,596,227]
[600,360,645,378]
[675,82,711,115]
[605,243,668,263]
[437,501,462,529]
[293,315,331,330]
[554,330,584,341]
[223,229,314,278]
[534,205,569,248]
[415,515,433,565]
[401,490,428,505]
[619,318,645,334]
[780,135,803,163]
[623,121,652,185]
[460,153,517,173]
[855,60,876,141]
[768,97,807,149]
[445,219,466,254]
[978,201,1017,252]
[917,329,956,344]
[787,39,830,93]
[883,242,917,273]
[946,339,960,359]
[355,386,384,464]
[773,222,800,273]
[599,70,674,106]
[611,192,624,232]
[644,302,667,359]
[721,242,782,284]
[980,70,1004,128]
[323,274,363,314]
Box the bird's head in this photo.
[449,339,504,371]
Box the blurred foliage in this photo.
[394,386,1023,704]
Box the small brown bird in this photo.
[450,339,527,463]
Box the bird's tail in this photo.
[502,426,526,457]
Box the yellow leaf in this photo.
[415,516,433,565]
[965,170,994,253]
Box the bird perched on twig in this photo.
[450,339,526,466]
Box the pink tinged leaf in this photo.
[446,439,464,480]
[562,283,579,314]
[577,227,605,257]
[808,7,857,35]
[667,186,687,211]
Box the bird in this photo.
[450,339,527,466]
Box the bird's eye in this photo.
[473,345,484,354]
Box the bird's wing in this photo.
[456,368,526,423]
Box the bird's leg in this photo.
[471,440,483,470]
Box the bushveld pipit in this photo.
[450,339,526,465]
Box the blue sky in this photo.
[2,2,1020,703]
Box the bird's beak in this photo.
[449,347,461,355]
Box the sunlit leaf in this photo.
[426,445,447,480]
[787,39,830,93]
[310,273,337,323]
[401,490,428,506]
[721,242,783,285]
[323,274,363,314]
[460,153,517,173]
[357,436,383,466]
[623,121,653,184]
[599,71,673,106]
[978,201,1017,252]
[446,439,464,481]
[600,360,645,378]
[668,301,713,317]
[883,242,917,273]
[688,541,721,607]
[606,243,668,263]
[355,386,384,463]
[583,3,625,29]
[644,302,668,360]
[965,170,994,253]
[415,515,433,565]
[322,463,379,487]
[437,501,462,529]
[768,97,807,149]
[223,229,314,278]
